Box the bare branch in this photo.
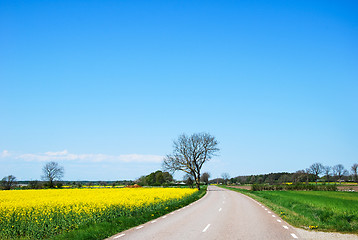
[162,133,219,190]
[42,161,64,188]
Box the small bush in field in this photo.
[251,183,337,191]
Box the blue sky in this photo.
[1,0,357,181]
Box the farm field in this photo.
[0,187,203,240]
[224,186,358,234]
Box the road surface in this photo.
[106,185,301,240]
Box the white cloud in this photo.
[44,150,69,156]
[1,150,10,158]
[14,150,163,163]
[118,154,163,163]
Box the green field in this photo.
[224,186,358,233]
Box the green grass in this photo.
[49,187,206,240]
[223,186,358,234]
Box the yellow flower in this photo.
[0,187,197,238]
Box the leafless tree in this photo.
[333,164,347,184]
[292,170,306,183]
[1,175,17,190]
[305,168,311,184]
[183,174,194,188]
[309,163,324,184]
[352,163,358,183]
[323,166,332,183]
[221,172,230,185]
[163,133,219,190]
[201,172,211,185]
[42,161,64,188]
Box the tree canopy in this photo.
[137,170,173,186]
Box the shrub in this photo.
[251,183,337,191]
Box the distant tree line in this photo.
[1,178,135,190]
[2,161,357,190]
[1,161,65,190]
[251,183,338,191]
[209,163,358,185]
[1,161,134,190]
[181,172,211,188]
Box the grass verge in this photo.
[49,187,206,240]
[222,186,358,234]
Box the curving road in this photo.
[106,185,301,240]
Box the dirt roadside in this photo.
[294,228,358,240]
[337,185,358,192]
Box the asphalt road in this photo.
[106,185,301,240]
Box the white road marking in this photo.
[291,233,298,239]
[265,208,268,210]
[219,208,222,212]
[272,215,276,217]
[283,226,289,230]
[114,233,125,239]
[202,224,211,232]
[162,216,167,219]
[151,220,157,223]
[277,219,282,223]
[136,226,143,229]
[268,211,272,213]
[170,212,174,215]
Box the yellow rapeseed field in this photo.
[0,187,197,239]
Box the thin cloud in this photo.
[44,150,69,156]
[3,150,163,163]
[1,150,11,158]
[118,154,163,163]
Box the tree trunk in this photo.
[196,174,201,190]
[306,174,309,184]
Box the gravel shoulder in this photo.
[294,227,358,240]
